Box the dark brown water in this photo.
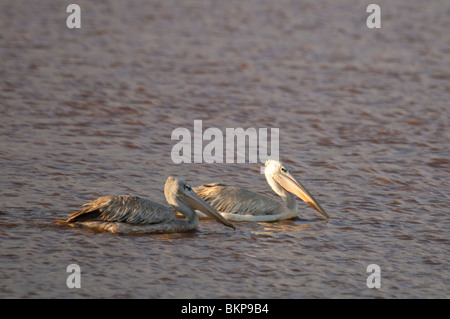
[1,0,449,298]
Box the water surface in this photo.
[1,0,449,298]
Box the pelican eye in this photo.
[184,184,192,191]
[280,167,287,173]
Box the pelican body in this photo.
[66,177,235,234]
[194,160,329,222]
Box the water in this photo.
[1,0,449,298]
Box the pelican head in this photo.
[164,177,235,229]
[264,160,329,219]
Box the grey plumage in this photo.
[194,183,284,216]
[66,195,174,225]
[65,177,235,234]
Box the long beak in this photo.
[273,172,329,219]
[183,191,236,230]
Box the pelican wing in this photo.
[66,195,175,225]
[194,184,284,216]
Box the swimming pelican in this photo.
[194,160,329,222]
[65,176,235,234]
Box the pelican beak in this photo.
[274,172,329,219]
[183,191,236,230]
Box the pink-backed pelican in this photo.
[65,176,235,234]
[194,160,329,222]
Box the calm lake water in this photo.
[1,0,449,298]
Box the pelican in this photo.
[65,176,235,234]
[194,160,329,222]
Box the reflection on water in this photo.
[1,0,449,298]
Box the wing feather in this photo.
[67,195,174,225]
[194,184,283,216]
